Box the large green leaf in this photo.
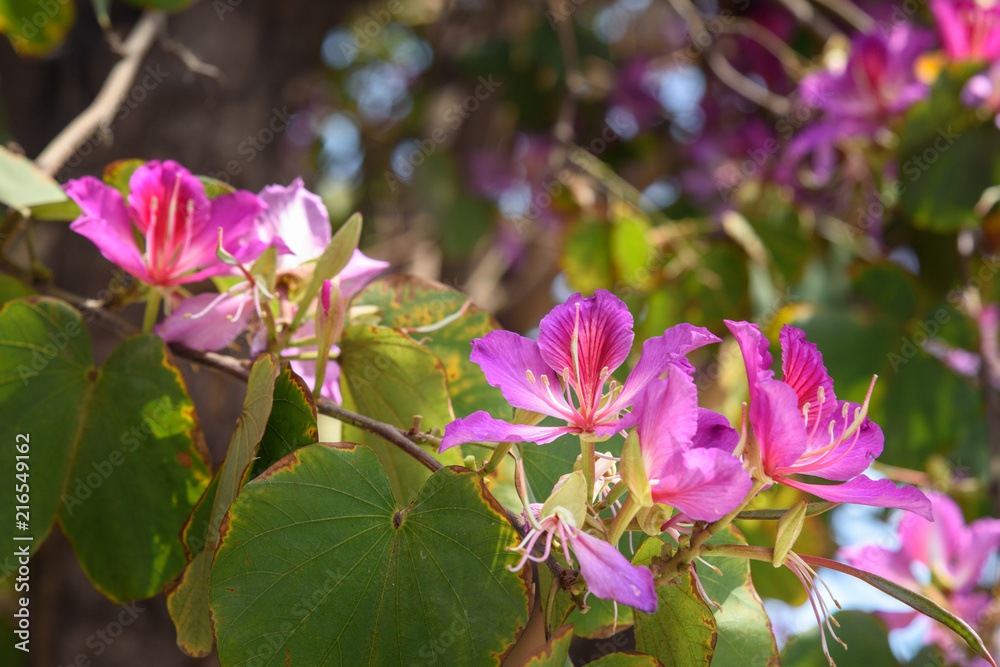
[0,274,34,308]
[632,538,717,666]
[0,0,74,57]
[210,443,533,666]
[701,527,780,667]
[569,596,634,638]
[0,297,210,601]
[248,362,317,479]
[167,354,280,657]
[353,274,511,420]
[519,624,574,667]
[338,324,460,504]
[589,654,665,667]
[0,146,68,208]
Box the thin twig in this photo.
[34,11,167,176]
[774,0,839,39]
[722,18,809,78]
[810,0,874,32]
[160,36,225,81]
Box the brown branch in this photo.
[34,11,167,176]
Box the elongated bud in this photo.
[513,408,546,426]
[620,429,652,508]
[215,227,241,266]
[541,471,587,529]
[637,503,673,536]
[312,280,345,398]
[772,500,808,567]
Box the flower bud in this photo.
[620,429,652,508]
[541,471,587,529]
[772,500,808,567]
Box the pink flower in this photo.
[440,290,720,451]
[65,160,266,287]
[842,491,1000,664]
[931,0,1000,62]
[633,373,753,521]
[726,321,932,519]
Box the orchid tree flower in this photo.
[440,289,720,451]
[509,472,657,613]
[931,0,1000,63]
[726,321,932,520]
[65,160,267,288]
[633,373,753,522]
[841,491,1000,664]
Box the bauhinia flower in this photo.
[726,321,932,520]
[65,160,267,287]
[841,491,1000,664]
[509,472,657,612]
[633,373,753,521]
[440,289,719,451]
[931,0,1000,62]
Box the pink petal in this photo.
[779,325,837,425]
[931,0,970,59]
[778,474,932,520]
[691,408,738,453]
[635,376,698,478]
[154,292,254,351]
[537,290,633,413]
[127,160,209,235]
[439,411,576,452]
[169,191,268,283]
[257,177,332,270]
[293,357,342,404]
[65,177,150,282]
[958,517,1000,590]
[470,330,574,419]
[651,447,752,522]
[570,529,657,613]
[339,249,390,299]
[784,406,884,481]
[839,542,921,591]
[751,380,810,473]
[725,320,775,398]
[614,323,721,407]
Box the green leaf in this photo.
[589,653,666,667]
[562,218,613,294]
[569,596,633,639]
[538,562,576,639]
[632,538,717,666]
[701,527,780,667]
[353,274,512,420]
[519,624,574,667]
[521,428,589,501]
[735,502,838,521]
[0,274,34,307]
[102,159,145,196]
[0,146,68,209]
[781,611,897,667]
[248,362,317,479]
[210,443,533,666]
[803,554,997,666]
[0,298,210,601]
[122,0,193,11]
[0,0,75,56]
[338,324,459,504]
[29,197,80,221]
[290,212,362,330]
[198,175,236,199]
[166,354,280,657]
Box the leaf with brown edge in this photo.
[516,624,574,667]
[209,443,533,666]
[167,354,280,657]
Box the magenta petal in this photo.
[570,529,657,613]
[439,411,575,452]
[615,323,721,406]
[725,320,775,397]
[751,380,809,473]
[537,290,634,409]
[691,408,738,453]
[154,292,253,351]
[931,0,970,59]
[208,191,269,263]
[787,408,884,481]
[292,357,342,404]
[651,448,752,522]
[779,325,837,425]
[339,249,390,299]
[127,160,210,236]
[470,330,573,418]
[636,376,698,477]
[257,177,332,270]
[779,474,932,520]
[65,177,149,282]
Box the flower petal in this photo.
[751,380,810,473]
[779,325,837,425]
[439,411,576,452]
[291,357,342,404]
[778,474,932,520]
[257,177,332,270]
[614,323,721,407]
[570,529,657,613]
[537,290,633,412]
[339,249,389,299]
[839,543,921,591]
[650,447,752,522]
[726,320,775,399]
[154,292,253,351]
[636,376,698,478]
[782,405,884,481]
[470,330,574,419]
[65,177,150,282]
[691,408,739,453]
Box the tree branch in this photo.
[34,11,167,177]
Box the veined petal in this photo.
[780,325,837,425]
[726,320,775,399]
[154,291,253,351]
[751,380,810,474]
[650,447,752,522]
[931,0,970,59]
[470,330,574,419]
[439,411,576,452]
[570,529,657,613]
[339,249,390,299]
[636,376,698,478]
[614,323,721,407]
[778,474,932,520]
[127,160,210,235]
[783,405,883,481]
[537,290,633,410]
[691,408,739,453]
[65,177,150,282]
[257,177,332,270]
